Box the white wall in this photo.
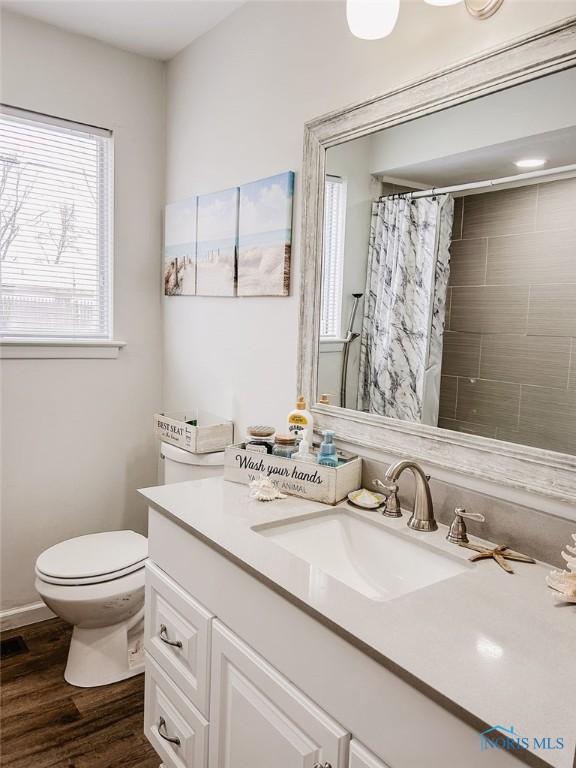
[164,0,576,439]
[368,68,576,177]
[0,12,165,612]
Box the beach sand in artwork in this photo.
[196,246,236,296]
[237,242,290,296]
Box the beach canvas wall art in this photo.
[196,187,238,296]
[164,198,197,296]
[237,171,294,296]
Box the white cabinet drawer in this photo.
[145,654,209,768]
[209,620,350,768]
[350,741,391,768]
[145,561,213,717]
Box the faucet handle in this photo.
[456,506,485,522]
[447,506,485,545]
[373,478,392,493]
[373,479,402,518]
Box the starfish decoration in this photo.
[459,543,536,574]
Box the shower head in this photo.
[346,294,363,336]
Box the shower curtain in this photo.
[357,194,454,425]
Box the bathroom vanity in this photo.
[139,478,575,768]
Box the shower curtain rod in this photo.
[379,163,576,200]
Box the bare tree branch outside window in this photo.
[36,202,80,264]
[0,155,41,261]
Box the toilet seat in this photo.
[36,530,148,586]
[36,559,146,586]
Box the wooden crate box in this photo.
[154,411,234,454]
[224,443,362,504]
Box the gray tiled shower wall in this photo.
[439,177,576,456]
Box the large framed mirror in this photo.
[298,18,576,504]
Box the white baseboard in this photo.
[0,601,56,631]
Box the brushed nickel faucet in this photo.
[382,460,437,532]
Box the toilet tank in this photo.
[160,442,225,484]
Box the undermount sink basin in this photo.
[254,508,469,602]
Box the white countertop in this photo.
[139,477,576,768]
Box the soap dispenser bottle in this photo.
[317,430,338,467]
[293,430,316,464]
[287,396,313,441]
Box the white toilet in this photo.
[35,443,225,688]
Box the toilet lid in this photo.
[36,531,148,581]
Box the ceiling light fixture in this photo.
[515,158,547,169]
[346,0,504,39]
[346,0,400,40]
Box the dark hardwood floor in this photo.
[0,619,159,768]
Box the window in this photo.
[321,175,346,338]
[0,107,113,341]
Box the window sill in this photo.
[0,339,126,359]
[319,338,346,353]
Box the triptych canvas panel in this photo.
[196,187,238,297]
[237,171,294,297]
[163,171,294,297]
[163,198,197,296]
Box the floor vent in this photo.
[0,635,29,658]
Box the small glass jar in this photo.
[245,425,275,454]
[272,434,298,459]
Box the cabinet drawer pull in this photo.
[159,624,182,648]
[157,716,181,746]
[314,763,332,768]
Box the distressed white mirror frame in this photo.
[298,18,576,505]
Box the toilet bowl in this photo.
[35,530,148,688]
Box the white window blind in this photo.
[0,107,113,340]
[321,175,346,338]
